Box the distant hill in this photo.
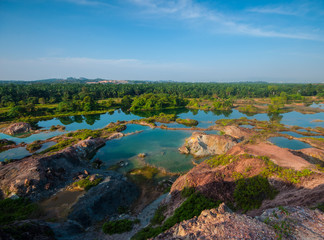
[0,77,155,84]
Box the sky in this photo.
[0,0,324,82]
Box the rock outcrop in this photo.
[68,174,139,227]
[0,220,56,240]
[155,203,324,240]
[223,125,254,139]
[178,132,237,157]
[3,122,31,135]
[0,137,105,200]
[154,203,277,240]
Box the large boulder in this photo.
[154,203,277,240]
[178,132,237,157]
[0,137,105,201]
[223,125,254,139]
[155,204,324,240]
[68,175,139,227]
[3,122,31,135]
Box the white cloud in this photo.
[128,0,318,40]
[63,0,110,7]
[247,5,303,16]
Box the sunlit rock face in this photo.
[3,122,31,135]
[178,132,237,157]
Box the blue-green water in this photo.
[0,131,64,144]
[0,141,57,161]
[268,137,312,150]
[0,147,31,161]
[93,128,193,173]
[1,108,323,167]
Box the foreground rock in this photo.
[3,122,31,135]
[0,220,56,240]
[68,174,139,228]
[155,203,324,240]
[154,203,277,240]
[178,132,237,157]
[0,137,105,200]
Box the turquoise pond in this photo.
[268,137,312,150]
[0,108,323,170]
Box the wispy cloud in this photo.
[63,0,110,7]
[247,4,308,16]
[128,0,318,40]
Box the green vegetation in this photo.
[238,104,259,114]
[0,198,40,225]
[213,99,233,111]
[150,205,167,225]
[130,93,187,111]
[73,176,103,191]
[26,140,42,152]
[234,176,278,211]
[132,192,221,240]
[40,138,75,154]
[260,156,313,184]
[264,207,292,240]
[1,222,55,240]
[129,166,159,183]
[176,118,198,126]
[102,219,137,234]
[314,203,324,212]
[206,154,238,167]
[1,82,321,121]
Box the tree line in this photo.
[0,82,322,107]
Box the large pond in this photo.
[0,107,323,168]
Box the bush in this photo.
[132,192,221,240]
[73,176,103,191]
[0,198,40,225]
[206,154,238,167]
[234,176,278,211]
[102,219,135,234]
[176,118,198,127]
[151,205,167,225]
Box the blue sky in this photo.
[0,0,324,82]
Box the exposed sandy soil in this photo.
[228,142,312,171]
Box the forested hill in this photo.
[0,82,322,106]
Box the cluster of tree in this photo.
[0,82,322,107]
[129,93,188,111]
[56,96,98,112]
[213,99,233,111]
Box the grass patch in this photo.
[102,219,137,234]
[205,154,238,167]
[0,198,40,225]
[260,157,313,184]
[151,205,167,225]
[132,192,221,240]
[234,175,278,211]
[176,118,198,127]
[73,176,103,191]
[40,138,75,154]
[128,166,159,184]
[26,140,42,152]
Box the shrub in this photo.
[102,219,135,234]
[234,176,278,211]
[176,118,198,127]
[151,205,167,225]
[73,176,103,191]
[0,198,40,225]
[181,187,195,198]
[206,154,238,167]
[132,192,221,240]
